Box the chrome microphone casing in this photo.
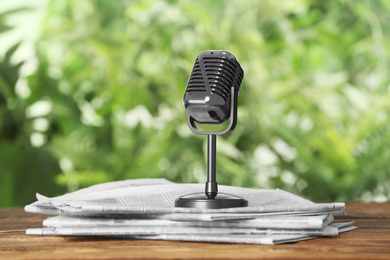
[183,50,244,124]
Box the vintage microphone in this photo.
[175,50,248,209]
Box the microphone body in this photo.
[175,50,248,209]
[183,50,244,124]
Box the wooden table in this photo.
[1,203,389,259]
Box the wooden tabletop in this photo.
[0,202,389,259]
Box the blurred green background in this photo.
[1,0,390,207]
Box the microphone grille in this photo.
[186,51,244,102]
[186,59,207,93]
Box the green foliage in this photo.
[1,0,390,206]
[0,12,66,207]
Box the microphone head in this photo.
[183,50,244,124]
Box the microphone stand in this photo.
[206,134,217,199]
[174,88,248,209]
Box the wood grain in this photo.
[1,203,389,259]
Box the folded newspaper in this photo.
[25,178,356,245]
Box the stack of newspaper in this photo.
[25,178,356,245]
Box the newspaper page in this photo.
[26,225,340,237]
[24,178,355,245]
[26,223,356,245]
[25,179,345,217]
[42,214,334,230]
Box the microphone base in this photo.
[174,192,248,209]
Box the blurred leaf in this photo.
[0,7,32,33]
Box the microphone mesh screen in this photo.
[186,51,243,102]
